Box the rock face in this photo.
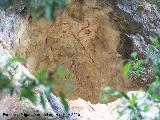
[0,0,160,119]
[108,0,160,85]
[0,11,22,52]
[68,91,160,120]
[13,0,136,103]
[117,0,160,35]
[0,0,159,103]
[0,46,60,120]
[0,48,159,120]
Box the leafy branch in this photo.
[100,36,160,119]
[0,0,68,20]
[0,56,74,112]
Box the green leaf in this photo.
[120,92,130,100]
[35,69,47,82]
[154,116,158,120]
[131,52,137,59]
[123,62,131,77]
[100,94,108,104]
[20,87,36,104]
[112,91,122,98]
[9,56,24,63]
[4,56,24,70]
[142,104,151,112]
[44,86,52,98]
[59,91,69,112]
[45,4,53,20]
[0,71,12,90]
[129,95,137,107]
[57,66,66,77]
[133,60,143,70]
[40,94,46,109]
[102,87,114,94]
[156,36,160,44]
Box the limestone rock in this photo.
[68,91,160,120]
[0,46,63,120]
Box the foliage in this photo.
[0,0,71,113]
[101,36,160,119]
[148,0,160,11]
[0,0,67,20]
[0,56,74,112]
[123,52,144,79]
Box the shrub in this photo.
[100,36,160,119]
[0,0,67,20]
[0,56,74,112]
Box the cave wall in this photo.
[13,0,136,103]
[2,0,156,103]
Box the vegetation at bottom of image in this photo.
[0,0,68,20]
[100,36,160,120]
[0,56,74,112]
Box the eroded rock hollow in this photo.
[1,0,159,103]
[13,0,136,103]
[0,0,160,119]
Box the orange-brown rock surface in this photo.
[14,0,135,103]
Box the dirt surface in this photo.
[15,0,136,103]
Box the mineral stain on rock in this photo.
[14,0,136,103]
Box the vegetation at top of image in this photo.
[0,0,68,20]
